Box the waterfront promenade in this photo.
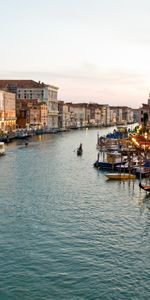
[0,127,149,299]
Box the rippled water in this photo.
[0,128,150,300]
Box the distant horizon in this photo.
[0,70,147,109]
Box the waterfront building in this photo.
[87,103,101,127]
[0,90,16,133]
[109,109,117,125]
[85,107,90,126]
[110,106,123,125]
[139,103,150,128]
[99,104,110,126]
[110,106,134,125]
[40,103,48,128]
[60,102,110,128]
[117,108,123,124]
[94,107,101,126]
[66,103,86,128]
[106,105,110,126]
[0,80,59,129]
[16,99,48,128]
[132,109,139,123]
[139,94,150,129]
[46,84,59,128]
[122,106,133,124]
[58,101,70,129]
[71,103,91,126]
[28,102,48,129]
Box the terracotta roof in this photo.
[0,80,47,89]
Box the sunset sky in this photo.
[1,0,150,107]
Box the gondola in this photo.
[139,182,150,192]
[77,148,83,156]
[77,143,83,156]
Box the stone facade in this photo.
[0,90,16,133]
[16,99,48,128]
[0,80,59,129]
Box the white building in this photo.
[0,80,59,129]
[99,105,110,126]
[0,90,16,132]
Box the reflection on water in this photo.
[139,193,150,212]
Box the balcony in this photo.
[48,110,59,116]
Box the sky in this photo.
[1,0,150,107]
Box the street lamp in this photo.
[145,132,148,140]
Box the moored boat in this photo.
[16,131,31,139]
[94,151,127,170]
[0,142,5,156]
[105,173,136,180]
[94,160,125,170]
[139,182,150,192]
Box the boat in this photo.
[139,182,150,192]
[0,142,5,156]
[134,159,150,178]
[49,128,59,134]
[77,148,83,156]
[94,151,127,170]
[16,131,31,139]
[115,162,129,172]
[0,132,16,143]
[35,129,44,135]
[115,158,140,174]
[134,166,150,178]
[94,160,125,170]
[105,173,136,180]
[77,143,83,156]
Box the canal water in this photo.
[0,128,150,300]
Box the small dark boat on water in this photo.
[139,182,150,192]
[77,143,83,156]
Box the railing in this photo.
[48,110,59,115]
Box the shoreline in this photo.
[0,123,137,144]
